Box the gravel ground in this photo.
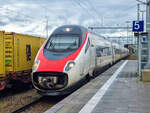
[0,88,69,113]
[0,89,41,113]
[22,96,66,113]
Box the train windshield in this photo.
[45,35,80,52]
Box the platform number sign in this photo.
[132,21,144,32]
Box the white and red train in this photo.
[32,25,129,96]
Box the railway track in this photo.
[0,64,114,113]
[11,96,43,113]
[0,82,33,99]
[0,78,88,113]
[0,88,69,113]
[11,95,68,113]
[0,89,40,113]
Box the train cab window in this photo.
[45,35,80,52]
[85,38,90,53]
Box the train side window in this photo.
[108,48,112,56]
[115,49,119,55]
[96,46,112,57]
[26,44,31,61]
[96,46,102,57]
[85,38,90,53]
[96,50,102,57]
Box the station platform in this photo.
[45,60,150,113]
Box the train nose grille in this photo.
[33,72,68,90]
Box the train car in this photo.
[112,42,129,62]
[120,47,129,59]
[32,25,129,96]
[0,31,46,90]
[0,31,6,90]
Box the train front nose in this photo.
[32,72,68,90]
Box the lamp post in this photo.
[144,0,150,69]
[126,21,130,44]
[136,0,150,69]
[140,10,146,20]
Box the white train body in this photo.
[32,25,129,95]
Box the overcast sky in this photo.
[0,0,146,38]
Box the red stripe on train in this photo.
[36,32,88,72]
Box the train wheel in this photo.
[109,63,112,68]
[86,74,91,82]
[89,71,96,78]
[0,81,6,91]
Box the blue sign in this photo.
[132,21,144,32]
[141,36,147,43]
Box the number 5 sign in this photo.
[132,21,144,32]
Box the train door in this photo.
[90,40,96,68]
[82,38,91,75]
[112,45,115,63]
[88,37,96,75]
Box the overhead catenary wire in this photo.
[83,0,104,26]
[71,0,101,26]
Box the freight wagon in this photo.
[0,31,46,90]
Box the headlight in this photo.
[65,61,75,71]
[32,60,40,72]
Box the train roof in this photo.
[52,25,89,35]
[51,25,126,49]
